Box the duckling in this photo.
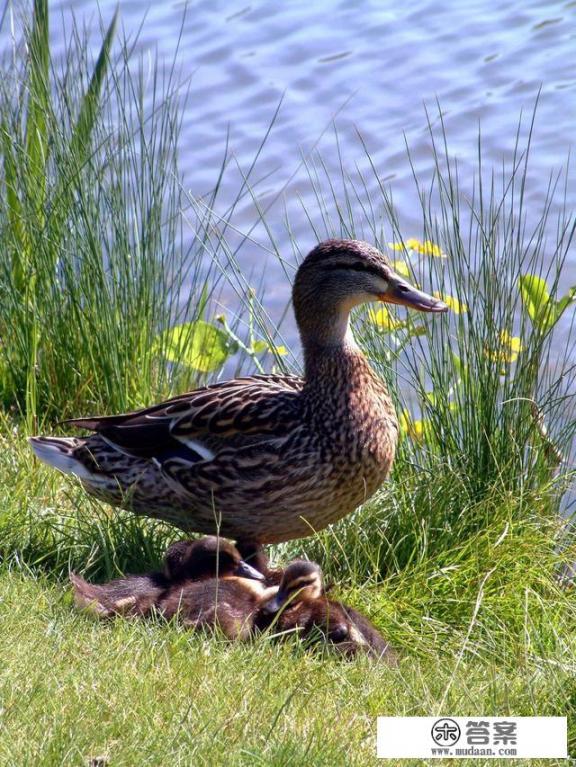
[157,573,276,641]
[257,561,397,663]
[155,537,276,639]
[162,536,265,583]
[71,536,263,617]
[72,544,395,662]
[234,540,283,586]
[258,560,324,614]
[70,571,165,618]
[335,602,398,663]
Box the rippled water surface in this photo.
[9,1,576,329]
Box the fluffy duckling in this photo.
[71,536,263,618]
[162,536,264,583]
[234,540,283,586]
[72,541,395,662]
[70,571,166,618]
[157,574,276,641]
[257,561,397,663]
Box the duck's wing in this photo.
[64,374,305,463]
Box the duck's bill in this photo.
[260,591,286,614]
[234,560,266,580]
[379,279,449,313]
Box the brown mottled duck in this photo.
[30,239,447,544]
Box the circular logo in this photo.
[431,718,461,745]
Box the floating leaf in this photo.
[157,321,234,373]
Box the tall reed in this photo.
[0,1,230,427]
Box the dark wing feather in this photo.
[64,374,305,460]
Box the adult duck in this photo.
[30,239,447,543]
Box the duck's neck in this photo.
[301,320,374,389]
[296,299,384,392]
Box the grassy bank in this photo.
[1,430,575,766]
[1,2,576,766]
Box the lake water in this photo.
[9,0,576,336]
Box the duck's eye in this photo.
[329,625,349,643]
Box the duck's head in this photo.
[261,560,323,614]
[307,602,398,664]
[293,239,448,346]
[163,536,265,582]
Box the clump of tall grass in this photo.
[0,1,243,427]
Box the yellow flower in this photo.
[388,238,446,257]
[272,345,288,356]
[399,409,411,436]
[368,306,406,332]
[409,238,446,257]
[392,260,410,278]
[410,419,425,440]
[486,330,524,364]
[399,410,426,442]
[433,292,468,314]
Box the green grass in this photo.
[1,430,576,766]
[2,3,576,765]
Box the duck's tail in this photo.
[69,573,116,617]
[70,573,143,618]
[29,436,97,480]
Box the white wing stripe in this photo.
[174,436,215,462]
